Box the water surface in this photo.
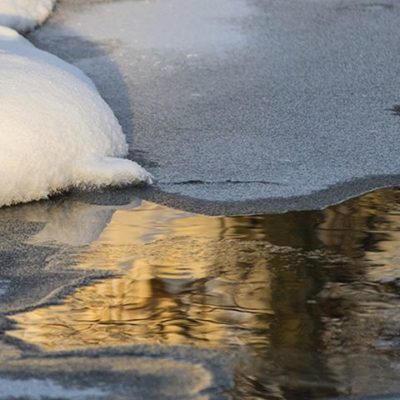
[3,188,400,399]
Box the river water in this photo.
[1,188,400,399]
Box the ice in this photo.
[0,0,56,32]
[0,26,151,208]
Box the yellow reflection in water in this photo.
[8,188,400,361]
[10,202,275,350]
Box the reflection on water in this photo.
[7,189,400,399]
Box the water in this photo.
[2,188,400,399]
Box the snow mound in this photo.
[0,26,152,208]
[0,0,56,32]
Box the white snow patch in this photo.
[0,26,152,208]
[0,0,56,32]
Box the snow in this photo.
[0,0,56,32]
[0,26,152,208]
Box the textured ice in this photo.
[0,0,56,32]
[0,26,151,208]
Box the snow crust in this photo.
[0,26,152,208]
[0,0,56,32]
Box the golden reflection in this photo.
[9,202,275,350]
[7,186,400,379]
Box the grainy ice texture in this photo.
[0,26,151,208]
[0,0,56,32]
[28,0,400,214]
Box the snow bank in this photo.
[0,26,152,208]
[0,0,56,32]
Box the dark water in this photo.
[3,188,400,399]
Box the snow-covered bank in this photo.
[0,26,151,208]
[0,0,56,32]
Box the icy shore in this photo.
[0,1,151,208]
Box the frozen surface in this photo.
[29,0,400,214]
[0,0,56,32]
[0,26,151,208]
